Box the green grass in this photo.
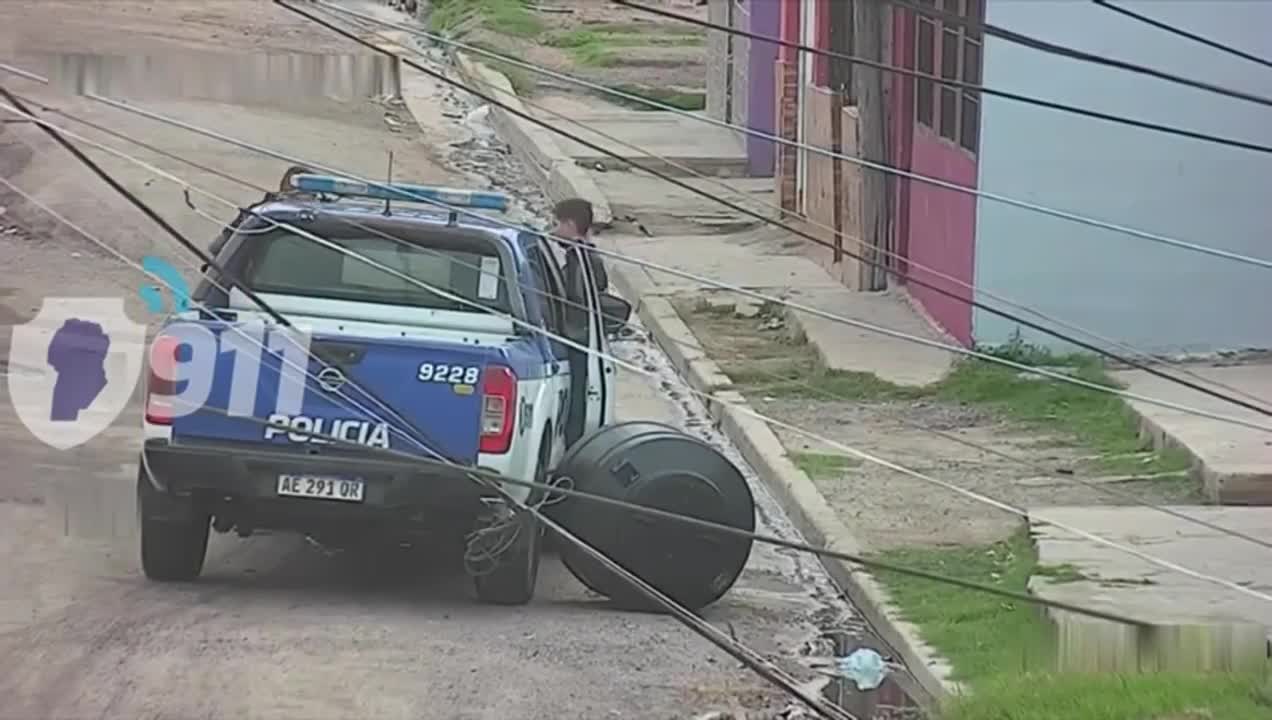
[607,83,706,111]
[944,671,1272,720]
[428,0,544,38]
[790,451,861,479]
[733,357,1190,476]
[873,532,1272,719]
[543,28,703,67]
[875,530,1058,682]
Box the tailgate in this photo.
[168,323,495,464]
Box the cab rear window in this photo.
[241,230,512,312]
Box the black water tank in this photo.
[547,421,756,611]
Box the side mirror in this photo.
[598,292,633,336]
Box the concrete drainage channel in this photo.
[383,11,929,718]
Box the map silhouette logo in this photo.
[8,298,147,450]
[47,318,111,422]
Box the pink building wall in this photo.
[887,7,978,347]
[904,126,977,345]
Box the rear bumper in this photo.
[140,438,490,528]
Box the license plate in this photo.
[276,474,365,502]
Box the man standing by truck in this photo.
[552,198,608,296]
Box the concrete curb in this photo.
[609,268,963,709]
[446,46,960,708]
[449,53,613,227]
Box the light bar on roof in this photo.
[290,174,509,212]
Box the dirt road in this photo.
[0,2,877,718]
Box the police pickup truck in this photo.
[137,173,631,605]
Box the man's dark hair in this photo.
[553,198,593,235]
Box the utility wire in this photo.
[0,127,853,720]
[10,94,1270,439]
[21,107,1270,612]
[266,3,1272,423]
[1090,0,1272,70]
[325,20,1269,413]
[317,3,1272,281]
[15,103,1265,555]
[587,3,1272,274]
[306,7,1272,423]
[873,0,1272,110]
[606,0,1272,156]
[2,172,1159,637]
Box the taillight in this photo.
[145,334,180,426]
[479,365,516,454]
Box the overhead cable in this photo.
[1090,0,1272,70]
[17,112,1270,612]
[605,0,1272,155]
[866,0,1272,110]
[0,169,1162,634]
[9,96,1270,438]
[328,23,1268,413]
[263,4,1272,421]
[316,3,1272,279]
[0,144,854,720]
[14,105,1263,555]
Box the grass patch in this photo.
[735,355,1187,475]
[874,533,1272,719]
[944,671,1272,720]
[790,451,861,479]
[466,39,536,95]
[875,530,1058,682]
[607,83,706,111]
[428,0,543,38]
[543,28,703,67]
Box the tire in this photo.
[137,468,210,582]
[472,511,541,605]
[471,439,548,605]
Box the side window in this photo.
[528,246,568,349]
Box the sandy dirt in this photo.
[0,2,892,718]
[676,299,1203,553]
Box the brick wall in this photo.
[774,59,799,213]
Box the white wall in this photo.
[972,0,1272,354]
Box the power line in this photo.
[265,3,1272,423]
[0,130,855,720]
[318,1,1272,276]
[876,0,1272,110]
[15,100,1267,555]
[19,106,1270,613]
[10,94,1270,439]
[583,4,1272,274]
[605,0,1272,156]
[330,19,1269,414]
[1,172,1162,636]
[1090,0,1272,70]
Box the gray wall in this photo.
[973,0,1272,354]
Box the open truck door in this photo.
[568,243,626,436]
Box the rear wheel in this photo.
[471,438,549,605]
[137,467,210,582]
[472,511,541,605]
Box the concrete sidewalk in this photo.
[451,52,1272,702]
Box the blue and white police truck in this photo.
[137,172,630,605]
